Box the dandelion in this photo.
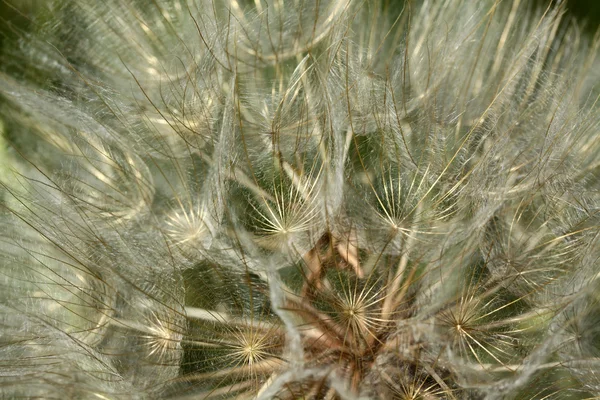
[165,202,211,250]
[1,0,600,399]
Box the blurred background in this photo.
[565,0,600,29]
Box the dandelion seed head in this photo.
[0,0,599,398]
[145,312,184,361]
[165,204,210,248]
[230,327,271,367]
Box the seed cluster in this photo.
[1,0,599,399]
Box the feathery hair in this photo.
[1,0,600,398]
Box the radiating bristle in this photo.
[1,0,599,398]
